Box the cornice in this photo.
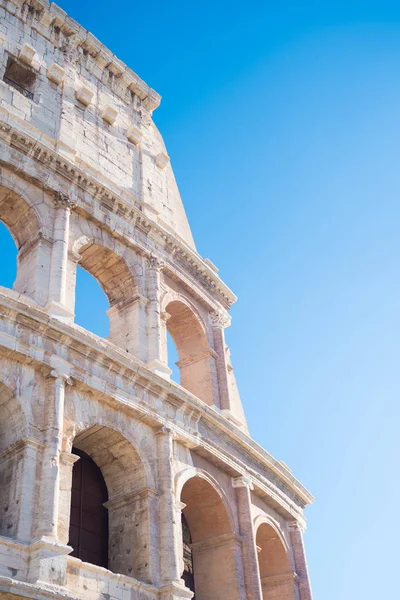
[0,289,313,510]
[0,114,237,309]
[1,0,161,112]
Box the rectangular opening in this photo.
[3,56,36,100]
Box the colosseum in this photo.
[0,2,313,600]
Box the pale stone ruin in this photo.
[0,2,314,599]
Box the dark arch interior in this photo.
[182,513,195,596]
[69,447,109,568]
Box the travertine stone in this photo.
[76,85,94,107]
[19,43,35,66]
[127,124,142,145]
[0,2,313,600]
[102,104,118,125]
[47,63,65,85]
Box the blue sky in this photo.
[2,1,400,597]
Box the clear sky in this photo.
[1,1,400,597]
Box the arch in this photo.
[176,467,236,532]
[70,236,147,357]
[0,184,41,250]
[77,240,137,307]
[179,470,241,600]
[65,409,155,491]
[165,298,216,406]
[66,424,153,582]
[0,184,47,303]
[255,519,296,600]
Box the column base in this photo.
[27,536,72,586]
[44,301,74,323]
[147,359,172,379]
[159,580,194,600]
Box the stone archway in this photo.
[0,185,45,304]
[165,300,216,405]
[180,474,241,600]
[63,425,153,583]
[256,521,296,600]
[71,239,144,357]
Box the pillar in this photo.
[233,476,263,600]
[45,191,75,322]
[36,369,72,541]
[156,427,192,600]
[16,438,43,542]
[58,451,80,545]
[147,256,172,378]
[288,521,313,600]
[210,310,231,410]
[211,309,247,427]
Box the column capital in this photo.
[48,369,73,385]
[53,190,76,210]
[232,475,254,490]
[210,309,231,329]
[156,425,178,439]
[146,253,165,271]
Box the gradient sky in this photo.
[2,1,400,598]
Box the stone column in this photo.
[288,521,313,600]
[16,438,43,542]
[157,427,192,600]
[147,256,171,378]
[233,476,263,600]
[45,192,75,322]
[210,310,231,410]
[58,451,80,545]
[36,369,72,541]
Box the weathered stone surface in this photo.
[0,2,313,600]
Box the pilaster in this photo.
[156,426,188,598]
[45,192,75,322]
[35,369,72,542]
[147,257,172,378]
[232,476,263,600]
[288,521,313,600]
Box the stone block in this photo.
[47,63,65,85]
[76,85,94,106]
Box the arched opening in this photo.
[0,221,17,289]
[180,475,240,600]
[74,265,110,337]
[69,447,109,568]
[256,523,296,600]
[0,381,27,540]
[166,301,215,405]
[167,330,180,383]
[66,425,152,582]
[74,242,141,356]
[0,185,43,302]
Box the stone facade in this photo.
[0,2,313,600]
